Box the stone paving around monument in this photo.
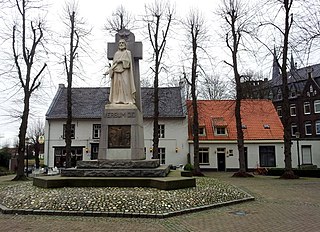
[0,176,253,218]
[0,172,320,232]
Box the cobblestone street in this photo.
[0,172,319,232]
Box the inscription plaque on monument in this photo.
[108,125,131,148]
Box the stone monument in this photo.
[98,29,145,160]
[34,29,196,189]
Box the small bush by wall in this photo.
[268,168,320,178]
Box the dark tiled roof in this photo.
[46,86,185,119]
[272,63,320,89]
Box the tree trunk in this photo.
[280,0,298,179]
[152,57,160,159]
[12,93,30,181]
[65,11,76,168]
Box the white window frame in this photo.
[199,127,206,136]
[92,124,101,139]
[291,123,298,136]
[158,147,166,164]
[290,104,296,116]
[158,124,165,138]
[305,122,312,135]
[277,106,282,117]
[63,124,75,139]
[316,120,320,135]
[304,102,311,115]
[215,127,227,135]
[199,147,209,165]
[314,100,320,113]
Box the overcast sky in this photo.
[1,0,319,147]
[0,0,224,146]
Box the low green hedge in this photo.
[267,168,320,177]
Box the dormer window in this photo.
[215,127,227,135]
[199,127,206,136]
[212,117,228,136]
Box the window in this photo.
[215,127,226,135]
[63,124,75,139]
[199,148,209,164]
[277,106,282,117]
[316,121,320,135]
[291,123,298,136]
[276,89,282,100]
[290,104,296,116]
[199,127,206,136]
[92,124,101,139]
[54,146,84,167]
[304,102,311,114]
[314,100,320,113]
[158,125,165,138]
[305,121,312,135]
[158,148,166,164]
[259,146,276,167]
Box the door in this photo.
[217,148,226,171]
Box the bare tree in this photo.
[105,5,135,34]
[62,2,91,168]
[256,0,300,179]
[10,0,47,180]
[296,0,320,63]
[198,74,231,100]
[274,0,296,179]
[218,0,254,177]
[27,118,44,169]
[182,9,210,175]
[143,0,174,159]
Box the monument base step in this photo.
[33,175,196,190]
[61,165,170,177]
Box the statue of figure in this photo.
[105,39,136,104]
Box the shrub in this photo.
[0,148,11,168]
[184,163,194,171]
[268,168,320,178]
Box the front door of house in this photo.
[217,148,226,171]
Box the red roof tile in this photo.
[187,100,284,141]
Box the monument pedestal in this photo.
[98,103,145,160]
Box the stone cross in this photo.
[107,29,143,111]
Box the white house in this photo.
[44,84,189,168]
[187,100,286,171]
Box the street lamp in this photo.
[295,132,301,169]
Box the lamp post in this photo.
[295,132,301,169]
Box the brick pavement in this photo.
[0,172,319,232]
